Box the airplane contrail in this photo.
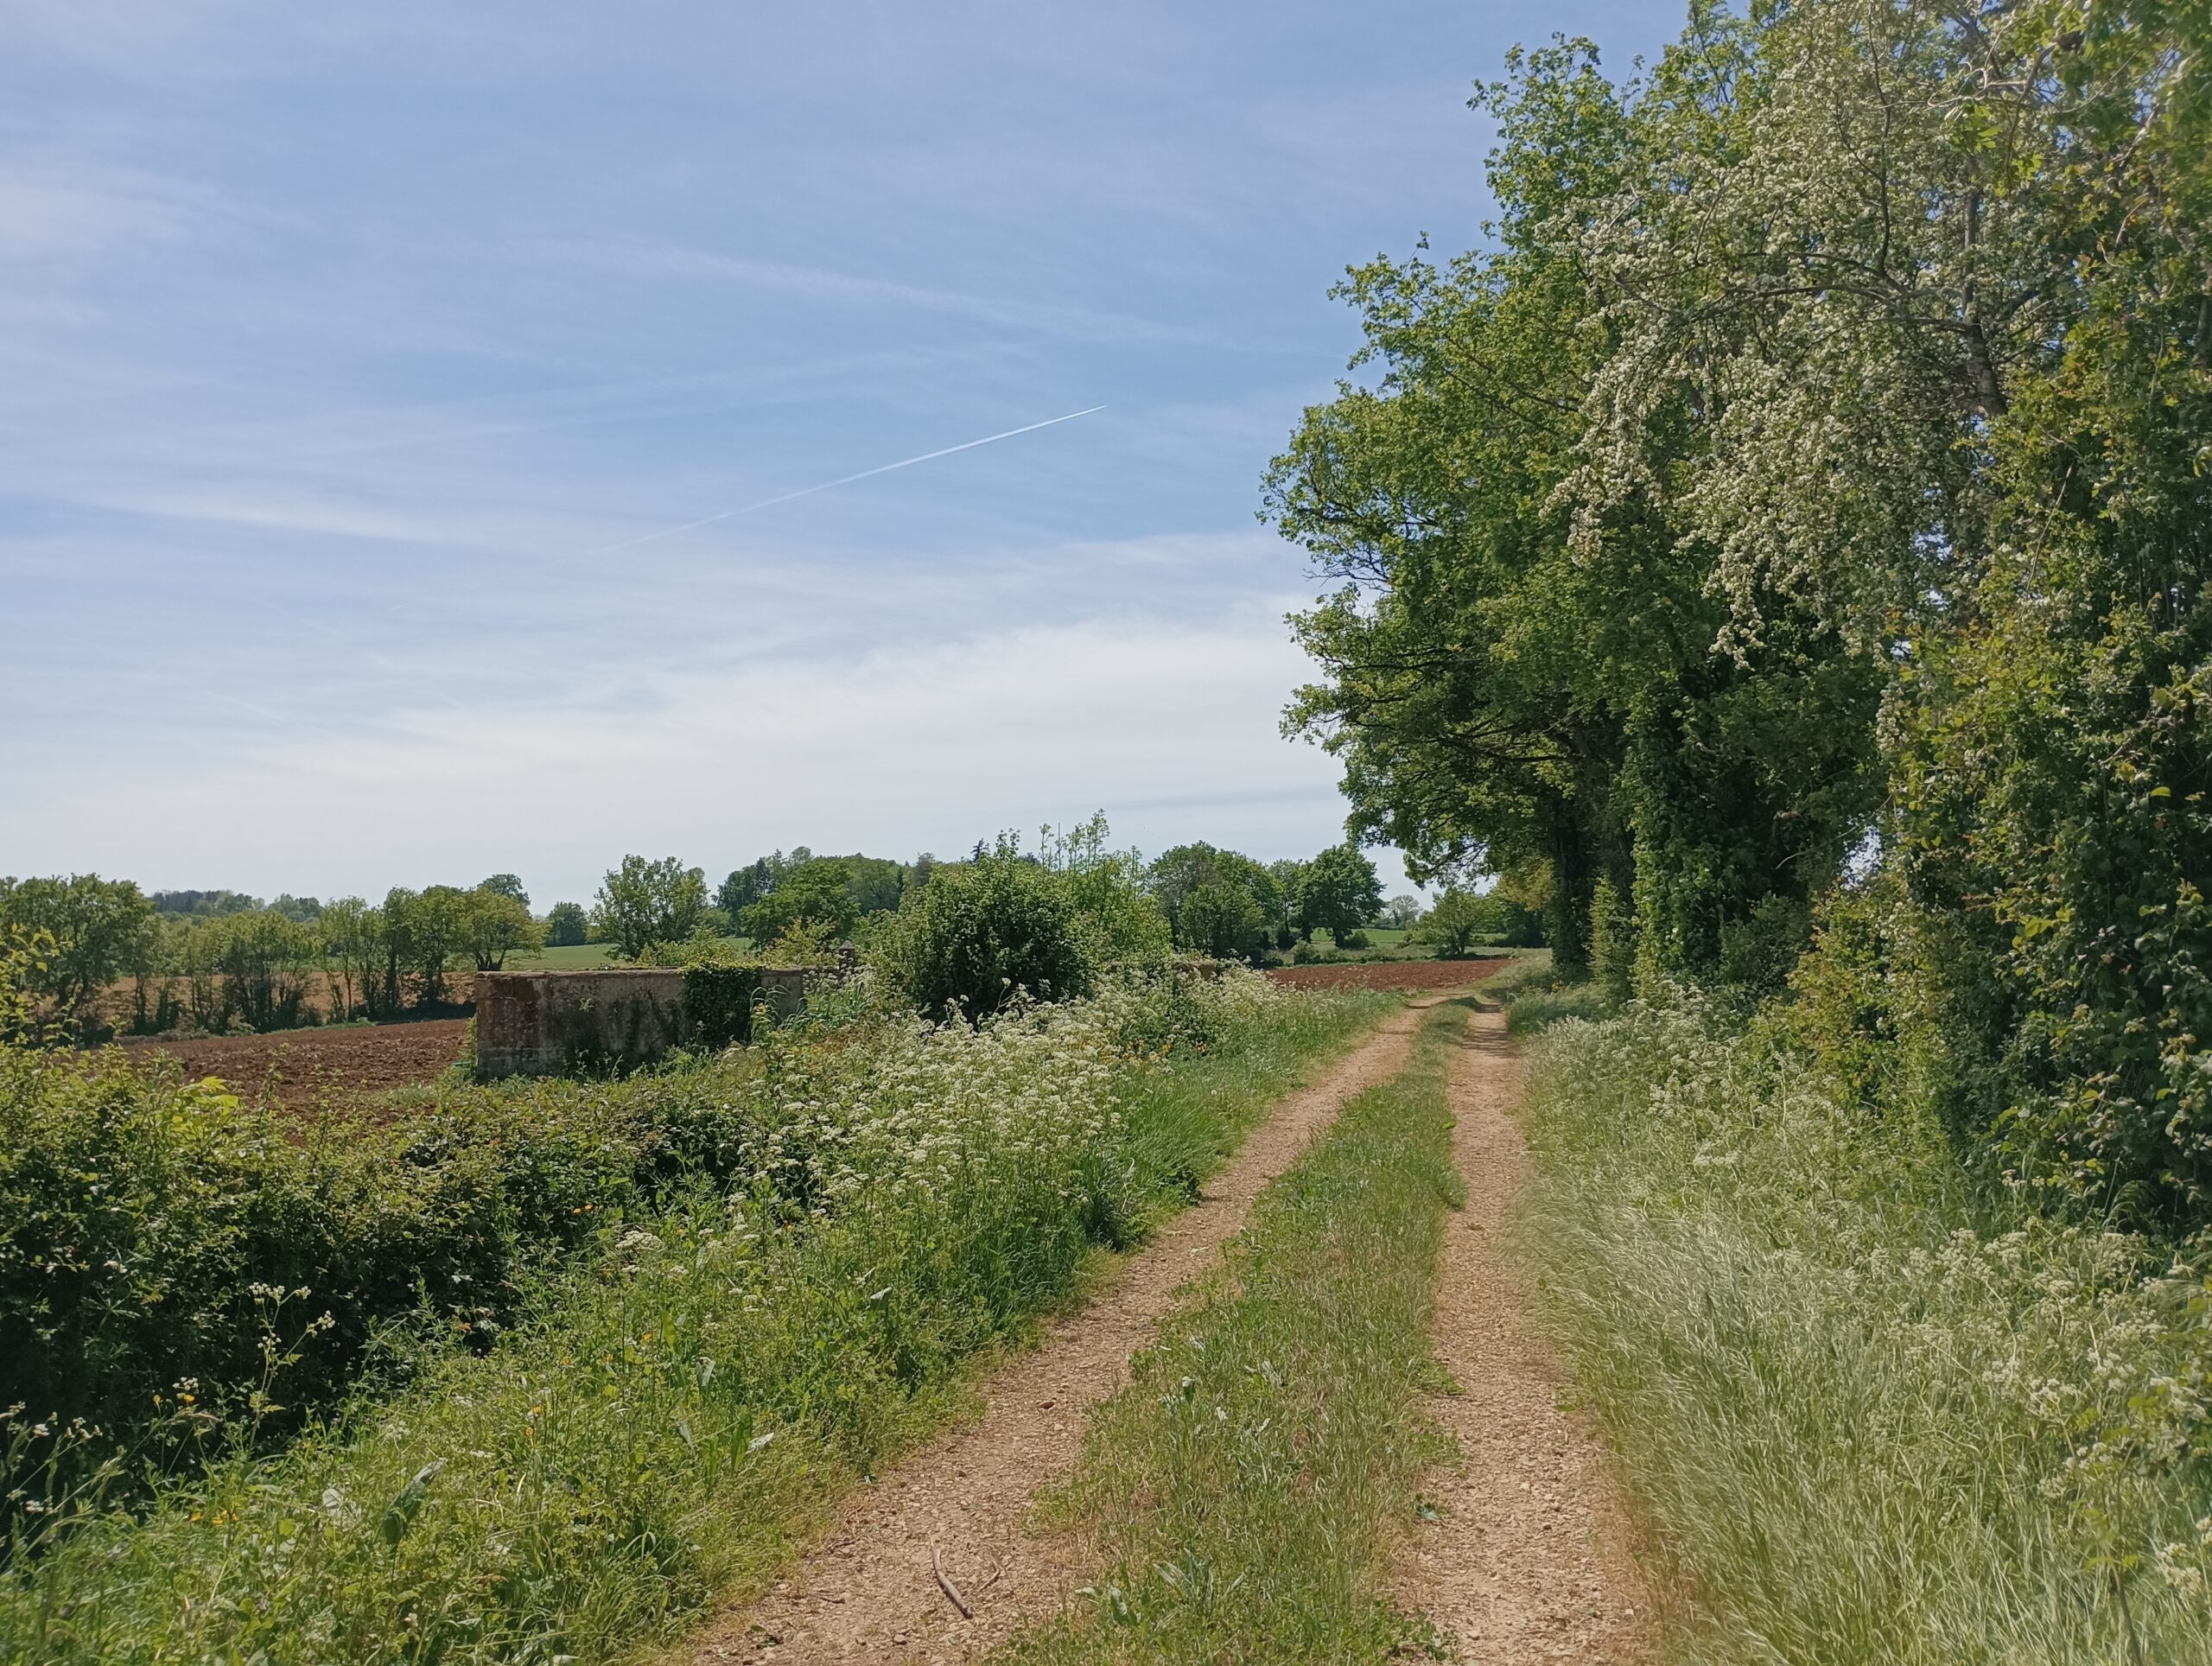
[592,404,1106,556]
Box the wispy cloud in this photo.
[555,243,1225,347]
[0,610,1350,895]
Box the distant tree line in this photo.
[2,830,1453,1041]
[0,874,538,1040]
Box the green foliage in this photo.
[738,858,861,944]
[1177,881,1269,961]
[592,855,709,962]
[1414,888,1485,957]
[543,900,589,948]
[0,931,62,1049]
[1041,812,1174,968]
[717,849,908,928]
[0,974,1389,1665]
[1147,843,1283,958]
[1588,876,1635,1004]
[0,1043,709,1503]
[457,884,541,972]
[680,964,764,1049]
[0,874,155,1041]
[1520,996,2212,1663]
[874,843,1092,1019]
[1271,0,2212,1227]
[1007,1003,1467,1666]
[1295,844,1382,940]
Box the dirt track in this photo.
[1395,1005,1649,1659]
[682,999,1450,1664]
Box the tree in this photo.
[0,874,155,1039]
[1383,894,1422,929]
[1177,881,1268,961]
[1297,846,1382,943]
[738,859,859,945]
[1265,36,1883,976]
[460,883,542,970]
[874,843,1092,1021]
[1268,0,2212,1221]
[592,855,709,961]
[1146,844,1282,957]
[715,858,778,919]
[211,906,321,1030]
[1415,890,1489,958]
[403,886,471,1007]
[321,897,380,1021]
[1041,813,1173,966]
[479,874,529,907]
[543,901,589,948]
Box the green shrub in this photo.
[874,848,1092,1020]
[0,1044,802,1510]
[0,974,1390,1665]
[680,964,766,1048]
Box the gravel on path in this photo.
[1395,1004,1651,1661]
[681,998,1452,1665]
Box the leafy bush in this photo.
[0,1046,731,1504]
[874,846,1093,1019]
[0,972,1389,1665]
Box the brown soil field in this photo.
[116,1019,473,1111]
[1263,956,1510,991]
[99,963,1502,1116]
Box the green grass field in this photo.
[503,940,621,969]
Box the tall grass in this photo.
[0,974,1389,1665]
[1518,994,2212,1665]
[1001,1001,1470,1666]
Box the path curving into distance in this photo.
[682,998,1448,1664]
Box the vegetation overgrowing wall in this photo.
[474,967,813,1078]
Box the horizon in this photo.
[0,2,1675,902]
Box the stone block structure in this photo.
[474,966,816,1079]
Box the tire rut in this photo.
[1396,1004,1650,1662]
[683,998,1449,1665]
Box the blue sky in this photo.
[1,1,1678,908]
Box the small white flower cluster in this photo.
[726,969,1285,1224]
[1534,990,2212,1599]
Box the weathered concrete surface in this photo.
[475,968,813,1078]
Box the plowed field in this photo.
[1263,957,1509,991]
[117,1019,472,1112]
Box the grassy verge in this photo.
[1,978,1390,1665]
[1516,994,2212,1665]
[999,1001,1469,1666]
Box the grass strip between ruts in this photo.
[999,999,1471,1666]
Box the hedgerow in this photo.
[0,970,1387,1664]
[1518,994,2212,1664]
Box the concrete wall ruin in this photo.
[474,966,814,1078]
